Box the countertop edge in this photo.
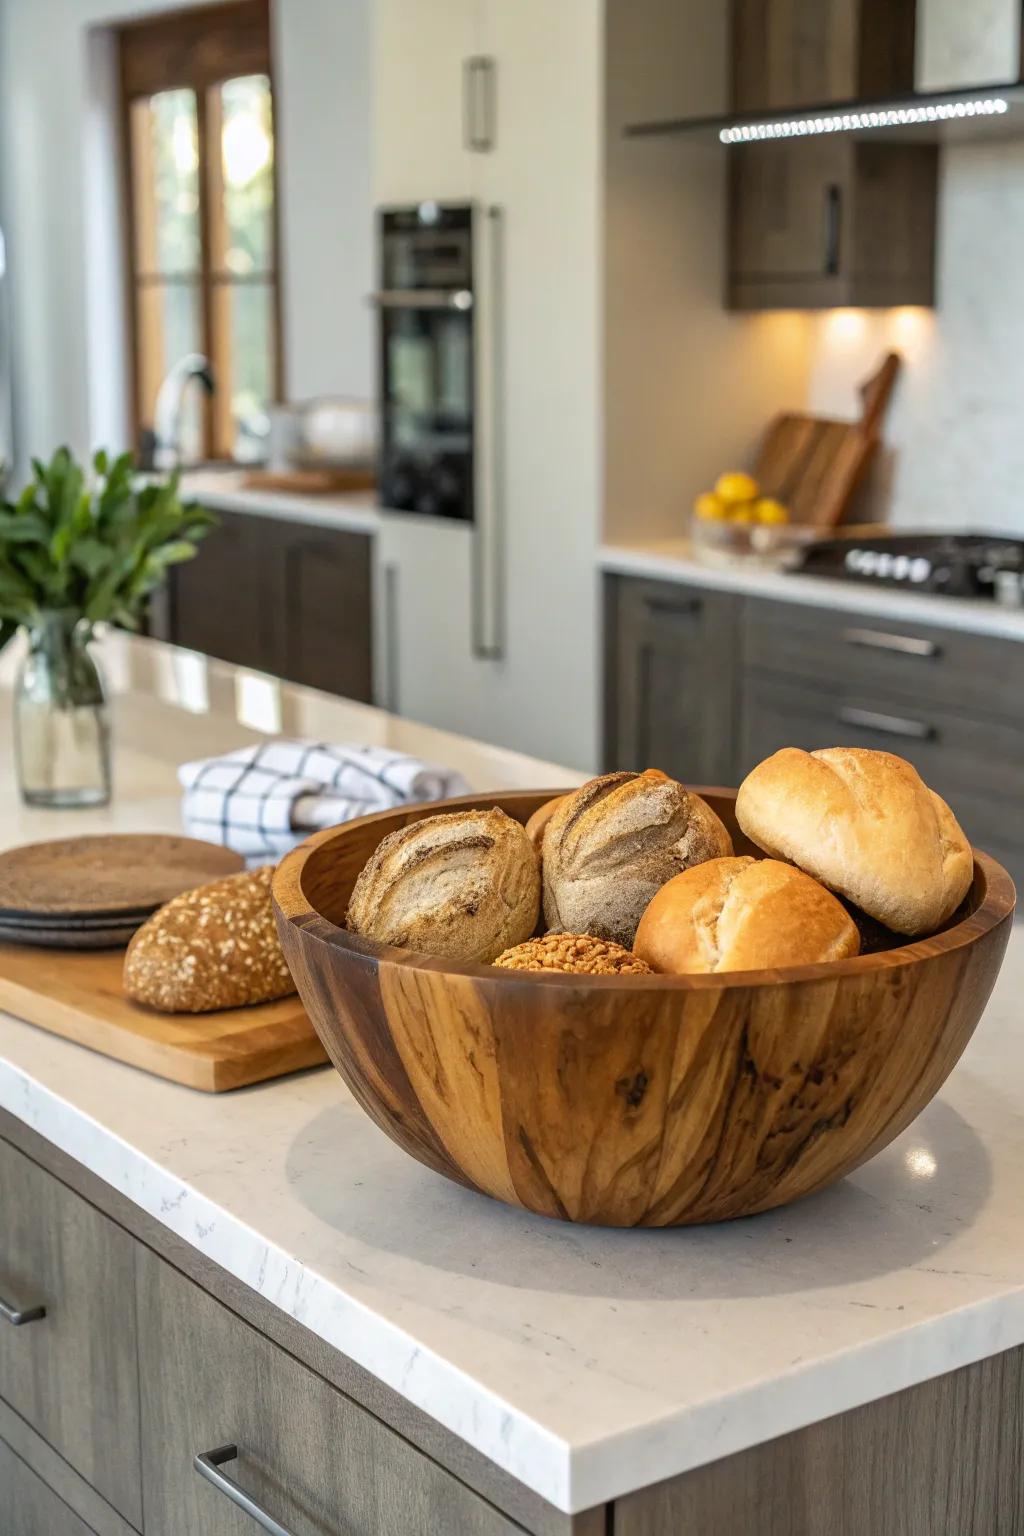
[4,1045,1024,1513]
[599,542,1024,642]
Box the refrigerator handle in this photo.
[471,206,506,662]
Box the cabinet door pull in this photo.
[463,56,496,152]
[0,1292,46,1326]
[472,206,506,660]
[194,1445,296,1536]
[837,706,936,741]
[643,595,701,620]
[842,627,939,659]
[823,184,842,277]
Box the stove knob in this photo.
[860,551,879,576]
[876,552,894,578]
[909,558,931,584]
[892,555,911,581]
[844,548,862,572]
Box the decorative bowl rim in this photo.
[272,787,1017,991]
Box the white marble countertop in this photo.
[180,468,383,536]
[1,636,1023,1513]
[601,537,1024,642]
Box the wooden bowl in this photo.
[273,791,1015,1228]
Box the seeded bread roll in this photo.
[634,856,860,975]
[542,770,733,947]
[735,747,973,936]
[123,865,295,1013]
[494,933,652,975]
[347,807,539,963]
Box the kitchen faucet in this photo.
[141,353,216,471]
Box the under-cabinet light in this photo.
[719,97,1009,144]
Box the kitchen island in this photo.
[1,634,1022,1535]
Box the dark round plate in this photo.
[0,834,243,921]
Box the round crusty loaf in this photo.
[347,807,539,963]
[634,855,860,975]
[123,865,295,1013]
[542,770,733,947]
[735,747,973,936]
[524,794,569,855]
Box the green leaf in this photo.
[0,510,50,543]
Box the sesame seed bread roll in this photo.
[634,856,860,975]
[123,865,295,1013]
[735,747,973,937]
[542,770,733,948]
[347,807,539,963]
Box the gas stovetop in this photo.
[793,532,1024,601]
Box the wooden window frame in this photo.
[117,0,284,463]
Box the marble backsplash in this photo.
[804,140,1024,536]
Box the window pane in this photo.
[130,90,200,275]
[212,279,275,461]
[217,75,274,276]
[136,281,204,461]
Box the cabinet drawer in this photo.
[740,675,1024,882]
[0,1437,98,1536]
[743,598,1023,721]
[0,1139,142,1526]
[136,1248,523,1536]
[605,576,739,784]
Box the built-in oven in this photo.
[373,203,476,521]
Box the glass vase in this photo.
[14,613,111,808]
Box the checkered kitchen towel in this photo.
[179,740,472,861]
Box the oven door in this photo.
[375,290,475,520]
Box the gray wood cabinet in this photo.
[166,509,374,703]
[0,1439,97,1536]
[0,1138,142,1527]
[135,1247,522,1536]
[604,576,739,785]
[604,574,1024,886]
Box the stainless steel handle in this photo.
[383,560,400,714]
[824,183,842,277]
[0,1291,46,1326]
[643,595,701,620]
[472,205,505,660]
[837,706,936,741]
[194,1445,296,1536]
[368,288,473,311]
[842,627,939,659]
[463,55,496,151]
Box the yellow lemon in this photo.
[729,502,756,524]
[715,471,759,505]
[693,492,728,521]
[753,498,790,526]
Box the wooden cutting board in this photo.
[0,943,327,1092]
[754,352,901,528]
[241,467,376,495]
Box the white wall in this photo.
[803,141,1024,534]
[0,0,373,475]
[603,0,813,544]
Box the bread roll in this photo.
[736,747,973,936]
[124,865,295,1013]
[347,807,539,962]
[634,856,860,974]
[524,794,569,855]
[542,770,733,947]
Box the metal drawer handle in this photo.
[643,596,701,620]
[367,288,473,311]
[194,1445,296,1536]
[0,1292,46,1326]
[842,627,939,659]
[838,706,936,742]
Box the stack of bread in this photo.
[345,748,975,977]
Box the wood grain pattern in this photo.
[615,1343,1024,1535]
[273,791,1014,1228]
[135,1245,529,1536]
[0,1440,98,1536]
[0,944,325,1091]
[0,1137,142,1526]
[731,0,917,114]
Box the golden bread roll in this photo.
[123,865,295,1013]
[542,770,733,947]
[735,747,973,936]
[634,856,860,974]
[347,807,539,963]
[494,933,652,975]
[524,794,569,855]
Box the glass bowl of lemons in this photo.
[692,473,805,568]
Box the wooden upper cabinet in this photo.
[728,138,938,310]
[732,0,918,113]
